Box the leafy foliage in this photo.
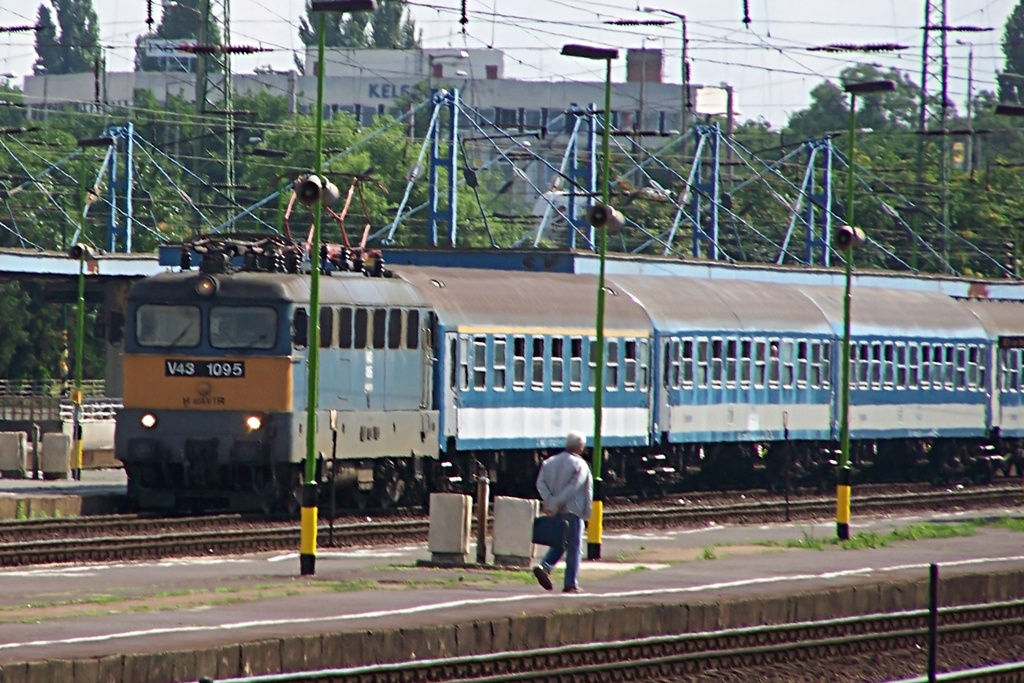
[32,0,101,75]
[298,0,419,49]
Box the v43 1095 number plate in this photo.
[165,360,245,378]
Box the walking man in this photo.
[533,430,593,593]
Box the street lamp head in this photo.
[310,0,377,13]
[833,224,865,251]
[561,44,619,61]
[68,243,99,261]
[843,79,896,95]
[995,103,1024,117]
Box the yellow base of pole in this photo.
[300,483,318,575]
[836,469,852,541]
[586,498,603,559]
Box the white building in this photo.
[20,48,737,134]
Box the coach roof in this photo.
[610,275,833,335]
[395,266,652,334]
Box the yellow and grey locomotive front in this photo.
[116,270,438,512]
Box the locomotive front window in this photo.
[210,306,277,349]
[136,305,200,347]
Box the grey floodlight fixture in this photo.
[561,44,619,61]
[310,0,377,12]
[842,79,896,95]
[995,103,1024,117]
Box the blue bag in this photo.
[532,515,565,546]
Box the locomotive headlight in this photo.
[245,415,263,431]
[140,413,157,429]
[194,274,218,297]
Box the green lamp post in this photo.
[835,79,894,541]
[560,43,619,560]
[300,0,377,577]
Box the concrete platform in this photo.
[1,505,1024,682]
[0,467,126,518]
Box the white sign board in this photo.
[143,38,198,60]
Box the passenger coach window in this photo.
[711,339,723,385]
[753,340,766,387]
[551,338,565,391]
[968,346,980,390]
[210,306,277,349]
[696,339,709,387]
[896,344,907,388]
[339,307,353,349]
[920,343,931,387]
[740,340,752,386]
[532,338,545,390]
[908,344,919,388]
[606,340,619,389]
[624,340,637,390]
[797,341,808,386]
[955,346,967,389]
[473,336,486,389]
[781,340,794,388]
[319,307,333,348]
[406,310,419,349]
[494,337,507,390]
[136,304,200,347]
[513,336,526,391]
[388,310,402,349]
[570,337,583,390]
[725,339,737,386]
[354,309,368,349]
[681,339,693,386]
[373,309,387,349]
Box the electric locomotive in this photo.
[115,236,440,513]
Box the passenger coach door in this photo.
[442,332,458,438]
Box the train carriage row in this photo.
[115,263,1024,512]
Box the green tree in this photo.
[298,0,419,49]
[32,0,101,75]
[999,1,1024,104]
[32,5,61,75]
[133,0,223,73]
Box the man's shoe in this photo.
[533,565,553,591]
[562,586,583,593]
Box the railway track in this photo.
[0,485,1019,568]
[213,598,1024,683]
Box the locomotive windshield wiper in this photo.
[164,321,195,351]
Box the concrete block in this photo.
[490,618,512,655]
[592,607,615,641]
[427,493,472,563]
[41,432,71,480]
[120,654,149,683]
[193,650,219,682]
[281,637,317,672]
[95,656,123,683]
[169,651,198,682]
[26,661,64,683]
[492,496,539,567]
[145,653,174,682]
[378,628,405,663]
[240,640,281,676]
[215,645,241,678]
[0,662,28,683]
[455,620,491,656]
[0,432,27,478]
[72,659,99,683]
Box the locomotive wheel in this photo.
[376,459,406,509]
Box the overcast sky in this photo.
[0,0,1020,128]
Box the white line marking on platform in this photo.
[5,554,1024,654]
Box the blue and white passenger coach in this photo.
[399,267,654,492]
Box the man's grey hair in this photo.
[566,430,586,453]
